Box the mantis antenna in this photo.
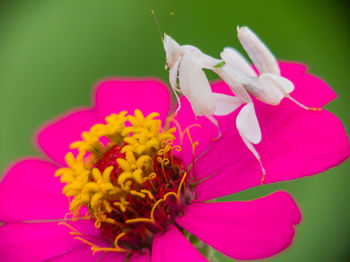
[150,9,163,41]
[164,11,175,35]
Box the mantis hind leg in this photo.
[286,95,322,111]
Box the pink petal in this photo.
[95,78,171,123]
[49,246,96,262]
[278,61,307,73]
[195,109,349,201]
[40,221,125,262]
[257,110,350,184]
[0,158,69,222]
[176,191,301,260]
[0,216,124,262]
[194,62,349,201]
[171,97,223,168]
[0,221,87,261]
[48,244,128,262]
[278,62,337,107]
[37,108,101,166]
[151,224,208,262]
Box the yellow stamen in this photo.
[140,189,154,200]
[157,156,169,183]
[58,222,83,236]
[164,192,178,200]
[113,202,127,213]
[125,198,164,225]
[169,142,182,165]
[150,198,164,221]
[170,118,201,148]
[142,172,157,191]
[163,171,187,204]
[124,217,154,225]
[130,190,146,198]
[183,125,200,156]
[74,235,129,255]
[177,171,188,196]
[170,117,183,142]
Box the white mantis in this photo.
[163,34,241,117]
[161,21,319,182]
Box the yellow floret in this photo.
[56,109,178,223]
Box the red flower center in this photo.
[95,143,191,251]
[55,110,196,254]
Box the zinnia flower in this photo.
[0,63,349,261]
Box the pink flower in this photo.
[0,62,349,262]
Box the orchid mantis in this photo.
[162,26,320,182]
[163,34,242,117]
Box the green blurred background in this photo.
[0,0,349,261]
